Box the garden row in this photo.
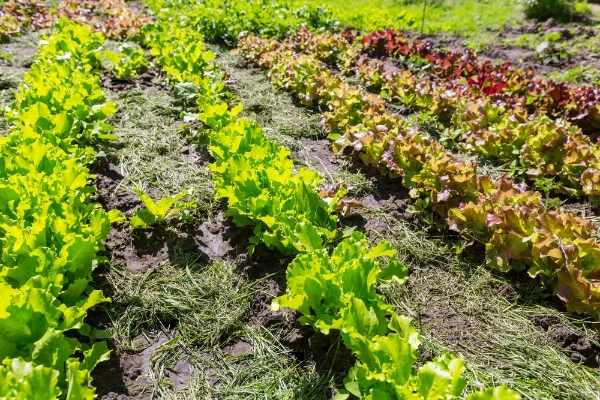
[0,20,119,398]
[236,32,600,320]
[354,31,600,198]
[331,28,600,138]
[138,2,520,398]
[241,28,600,199]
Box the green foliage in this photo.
[534,34,572,65]
[130,187,196,229]
[5,19,116,144]
[142,21,340,255]
[549,65,600,87]
[0,19,115,398]
[36,18,105,70]
[237,30,600,320]
[103,43,149,80]
[0,15,22,42]
[522,0,573,22]
[206,105,341,255]
[143,0,520,45]
[275,232,519,400]
[141,22,226,97]
[144,0,339,46]
[534,177,564,209]
[0,51,12,61]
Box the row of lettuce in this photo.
[354,32,600,199]
[140,2,520,398]
[0,20,120,398]
[240,28,600,200]
[354,29,600,136]
[235,32,600,320]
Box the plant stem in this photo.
[421,0,427,34]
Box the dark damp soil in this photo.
[294,138,342,173]
[532,315,600,368]
[100,64,174,93]
[91,155,247,274]
[91,339,153,400]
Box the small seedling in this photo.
[103,43,149,80]
[534,33,571,65]
[130,187,197,229]
[534,177,563,210]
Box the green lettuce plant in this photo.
[274,232,519,400]
[130,187,196,229]
[0,19,117,398]
[103,43,149,80]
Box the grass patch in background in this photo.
[549,65,600,86]
[179,0,524,49]
[311,0,522,35]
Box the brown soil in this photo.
[295,138,342,173]
[100,64,174,93]
[92,340,153,400]
[532,315,600,368]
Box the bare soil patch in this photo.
[100,64,173,93]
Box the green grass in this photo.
[186,0,523,44]
[148,326,332,399]
[310,0,522,36]
[0,33,38,136]
[106,258,250,348]
[104,89,214,215]
[101,248,336,398]
[368,213,600,399]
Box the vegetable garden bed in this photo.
[2,0,600,399]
